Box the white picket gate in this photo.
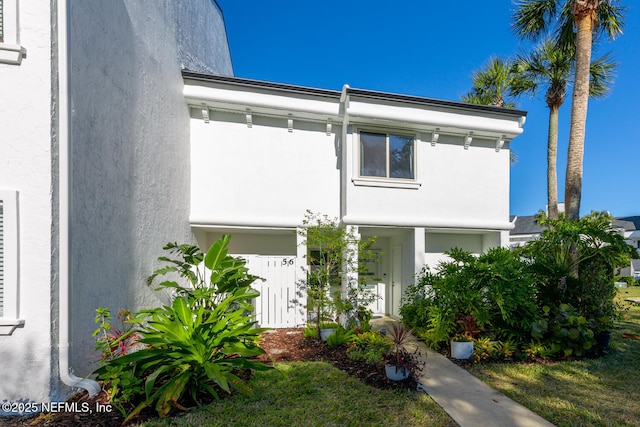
[243,255,305,328]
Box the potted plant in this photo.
[383,323,424,381]
[450,313,483,360]
[450,334,474,360]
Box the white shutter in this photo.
[0,202,4,317]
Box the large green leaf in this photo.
[204,234,231,271]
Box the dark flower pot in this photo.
[596,331,612,353]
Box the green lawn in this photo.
[467,287,640,427]
[143,362,456,427]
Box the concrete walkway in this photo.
[371,317,555,427]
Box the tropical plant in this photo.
[347,331,392,365]
[297,210,379,340]
[520,211,635,313]
[382,323,424,377]
[462,56,531,108]
[93,307,139,364]
[326,326,354,347]
[93,235,272,422]
[513,39,616,220]
[512,0,625,220]
[531,303,596,356]
[420,247,539,348]
[399,269,435,333]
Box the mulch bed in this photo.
[1,328,417,427]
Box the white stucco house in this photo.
[0,0,526,409]
[184,72,527,326]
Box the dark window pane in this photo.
[360,132,386,177]
[389,134,414,179]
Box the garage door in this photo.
[243,255,305,328]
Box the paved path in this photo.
[371,318,555,427]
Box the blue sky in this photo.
[216,1,639,217]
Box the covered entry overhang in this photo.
[192,224,306,328]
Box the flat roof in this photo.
[182,70,528,118]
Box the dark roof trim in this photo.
[182,71,341,98]
[182,71,528,118]
[347,88,527,117]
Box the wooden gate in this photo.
[243,255,305,328]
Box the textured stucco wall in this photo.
[0,0,55,406]
[68,0,232,381]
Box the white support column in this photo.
[414,227,426,282]
[296,227,308,325]
[500,230,511,248]
[342,225,360,297]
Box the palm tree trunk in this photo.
[565,7,596,221]
[547,105,560,220]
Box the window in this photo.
[0,0,26,65]
[0,190,22,335]
[360,131,414,180]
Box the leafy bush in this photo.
[419,247,539,349]
[347,331,392,365]
[531,304,596,357]
[326,327,354,347]
[93,235,271,422]
[522,212,635,328]
[399,270,434,332]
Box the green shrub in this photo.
[531,304,596,357]
[346,331,391,365]
[93,235,271,422]
[399,270,434,332]
[419,247,538,349]
[522,212,635,329]
[303,325,316,339]
[326,327,354,347]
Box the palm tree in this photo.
[513,40,615,220]
[512,0,624,220]
[462,57,529,109]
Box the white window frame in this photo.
[352,129,421,190]
[0,0,27,65]
[0,190,23,335]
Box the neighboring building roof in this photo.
[510,215,547,236]
[616,216,640,231]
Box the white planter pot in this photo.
[385,364,410,381]
[451,340,474,359]
[320,328,336,342]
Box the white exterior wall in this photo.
[68,0,233,380]
[0,0,55,405]
[344,131,511,228]
[190,114,341,227]
[1,0,234,404]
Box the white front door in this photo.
[390,246,402,318]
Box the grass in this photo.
[467,287,640,427]
[143,362,456,427]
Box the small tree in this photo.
[298,210,379,340]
